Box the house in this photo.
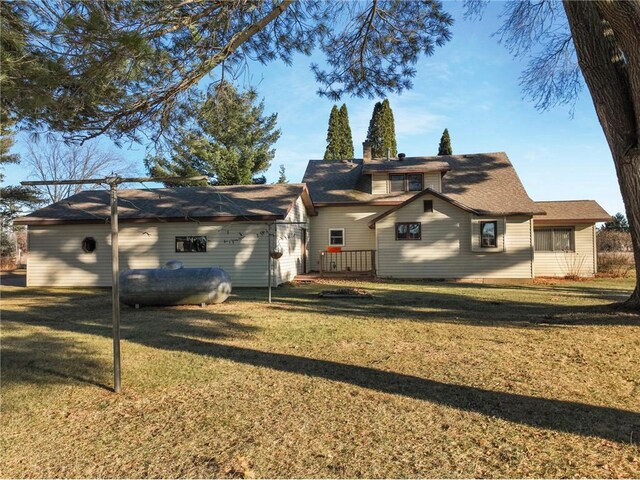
[302,143,610,279]
[14,184,315,287]
[15,143,610,287]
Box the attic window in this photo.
[407,174,423,191]
[81,237,97,253]
[423,200,433,212]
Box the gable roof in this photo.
[533,200,611,224]
[303,152,544,215]
[367,188,479,228]
[15,184,315,226]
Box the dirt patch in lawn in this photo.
[318,287,373,298]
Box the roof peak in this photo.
[308,151,508,162]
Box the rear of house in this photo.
[18,146,610,286]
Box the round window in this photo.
[82,237,97,253]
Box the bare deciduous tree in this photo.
[25,140,128,203]
[467,0,640,309]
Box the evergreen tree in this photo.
[3,2,453,144]
[366,101,382,156]
[604,212,630,233]
[366,99,397,158]
[338,104,354,159]
[325,104,355,160]
[145,82,280,186]
[324,105,342,160]
[438,128,452,155]
[277,165,288,184]
[0,114,41,229]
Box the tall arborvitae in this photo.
[366,99,397,158]
[276,164,288,184]
[438,128,452,155]
[324,105,341,160]
[338,104,354,159]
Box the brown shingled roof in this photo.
[15,184,315,226]
[534,200,611,224]
[361,157,450,174]
[303,152,544,215]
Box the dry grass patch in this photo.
[1,277,640,478]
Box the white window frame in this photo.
[328,228,345,246]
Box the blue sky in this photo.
[5,2,624,215]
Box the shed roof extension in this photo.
[15,183,315,226]
[533,200,611,224]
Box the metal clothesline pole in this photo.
[21,175,206,393]
[268,222,273,304]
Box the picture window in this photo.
[396,222,421,240]
[175,236,207,252]
[534,228,574,252]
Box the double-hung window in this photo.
[480,221,498,248]
[329,228,345,246]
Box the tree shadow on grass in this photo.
[163,337,640,445]
[2,285,640,444]
[267,283,640,328]
[1,329,112,392]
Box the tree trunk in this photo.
[563,1,640,309]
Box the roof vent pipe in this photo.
[386,147,391,161]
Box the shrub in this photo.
[596,229,632,252]
[562,253,587,280]
[598,252,635,278]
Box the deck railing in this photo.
[319,249,376,275]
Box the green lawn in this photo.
[1,277,639,478]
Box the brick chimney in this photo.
[362,141,371,163]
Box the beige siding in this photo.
[371,174,388,194]
[27,220,292,288]
[424,172,441,192]
[274,196,308,284]
[533,224,596,277]
[308,205,388,270]
[375,194,534,278]
[28,224,112,287]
